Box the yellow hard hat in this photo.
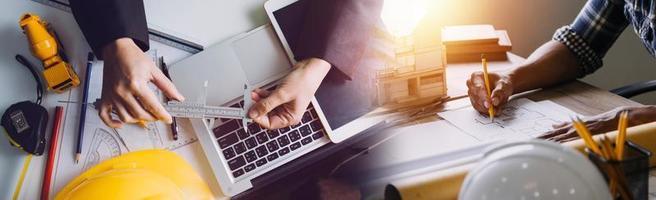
[55,150,213,200]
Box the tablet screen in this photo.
[272,0,379,130]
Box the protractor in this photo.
[83,128,122,170]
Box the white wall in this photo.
[413,0,656,104]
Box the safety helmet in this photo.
[56,149,213,200]
[460,140,611,200]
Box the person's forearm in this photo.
[507,40,583,93]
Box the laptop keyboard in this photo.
[212,101,326,179]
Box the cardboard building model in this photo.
[375,35,447,106]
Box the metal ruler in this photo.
[164,82,253,126]
[164,101,247,120]
[30,0,203,54]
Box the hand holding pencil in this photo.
[466,56,515,118]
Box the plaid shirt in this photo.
[553,0,656,76]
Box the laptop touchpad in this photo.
[232,26,292,86]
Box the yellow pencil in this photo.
[13,154,32,200]
[481,54,495,121]
[601,136,616,160]
[572,118,602,155]
[136,120,148,128]
[615,111,628,160]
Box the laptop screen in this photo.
[272,1,379,130]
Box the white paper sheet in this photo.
[438,98,576,141]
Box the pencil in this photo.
[76,52,94,164]
[136,120,148,128]
[159,57,179,140]
[572,118,602,155]
[13,154,33,200]
[615,111,628,160]
[41,106,64,200]
[600,136,615,160]
[481,54,495,121]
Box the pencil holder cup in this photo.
[587,141,651,200]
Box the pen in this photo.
[160,57,179,140]
[76,52,94,164]
[481,54,495,121]
[41,106,63,200]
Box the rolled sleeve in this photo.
[552,0,629,76]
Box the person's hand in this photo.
[248,58,331,129]
[98,38,184,128]
[466,72,514,116]
[539,105,656,142]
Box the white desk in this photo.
[0,2,87,199]
[0,1,255,199]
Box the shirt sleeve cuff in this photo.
[552,26,603,77]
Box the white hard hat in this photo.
[459,140,611,200]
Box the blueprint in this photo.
[51,46,199,195]
[439,98,577,141]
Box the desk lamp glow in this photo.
[381,0,426,38]
[377,0,447,105]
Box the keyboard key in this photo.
[248,123,261,134]
[245,137,258,149]
[255,146,269,157]
[290,142,301,151]
[301,137,313,145]
[278,147,290,156]
[234,142,247,154]
[227,156,246,170]
[217,133,239,149]
[267,153,279,161]
[289,130,301,141]
[244,164,256,172]
[223,147,236,159]
[277,135,290,147]
[309,109,317,118]
[279,127,291,133]
[267,129,280,139]
[266,141,280,152]
[256,132,269,144]
[236,129,249,140]
[301,112,312,123]
[213,120,240,138]
[312,131,324,140]
[244,150,257,162]
[291,123,301,129]
[256,158,267,167]
[233,169,245,178]
[299,125,312,137]
[310,120,323,132]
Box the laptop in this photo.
[168,0,385,196]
